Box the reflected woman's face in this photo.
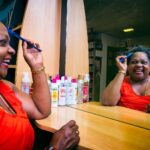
[0,23,15,79]
[128,52,150,81]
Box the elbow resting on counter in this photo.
[101,96,120,106]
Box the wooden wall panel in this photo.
[15,0,61,88]
[65,0,89,77]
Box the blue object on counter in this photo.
[119,52,133,63]
[7,28,42,52]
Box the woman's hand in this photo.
[22,40,43,70]
[116,55,128,73]
[49,120,80,150]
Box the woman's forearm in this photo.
[101,72,125,105]
[31,69,51,117]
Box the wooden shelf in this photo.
[12,24,22,31]
[9,65,16,69]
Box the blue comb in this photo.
[7,28,42,52]
[119,52,133,63]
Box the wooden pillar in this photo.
[15,0,61,88]
[65,0,89,77]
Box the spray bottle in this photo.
[21,72,30,94]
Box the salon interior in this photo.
[0,0,150,149]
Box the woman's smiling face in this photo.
[128,52,150,81]
[0,22,15,79]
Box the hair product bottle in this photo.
[51,78,58,107]
[21,72,30,94]
[71,78,78,104]
[58,76,66,106]
[83,74,90,102]
[77,75,84,103]
[66,76,73,105]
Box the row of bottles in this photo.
[21,72,90,107]
[49,74,90,107]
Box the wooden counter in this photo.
[68,102,150,130]
[36,106,150,150]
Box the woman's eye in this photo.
[141,61,148,65]
[130,61,138,64]
[0,40,9,46]
[130,60,148,65]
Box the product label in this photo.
[52,89,58,101]
[66,86,74,105]
[77,84,83,103]
[83,85,88,102]
[59,87,66,105]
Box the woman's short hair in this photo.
[127,46,150,64]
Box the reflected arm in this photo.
[101,72,125,106]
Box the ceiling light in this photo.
[123,28,134,32]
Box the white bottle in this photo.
[66,76,73,105]
[58,76,66,106]
[21,72,30,94]
[51,78,58,107]
[71,78,77,104]
[47,77,51,94]
[56,74,61,87]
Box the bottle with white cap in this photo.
[58,76,66,106]
[71,78,77,104]
[66,76,73,105]
[21,72,30,94]
[51,78,58,107]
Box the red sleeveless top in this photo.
[119,77,150,112]
[0,81,34,150]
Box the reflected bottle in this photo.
[77,75,84,104]
[83,74,90,102]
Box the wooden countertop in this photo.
[36,105,150,150]
[68,102,150,130]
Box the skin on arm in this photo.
[101,55,128,106]
[10,41,51,120]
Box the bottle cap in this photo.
[67,76,72,83]
[52,78,56,83]
[78,74,84,80]
[84,74,90,82]
[72,78,77,83]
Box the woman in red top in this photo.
[101,46,150,112]
[0,22,79,150]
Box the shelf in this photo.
[9,65,16,68]
[12,24,22,31]
[88,30,102,101]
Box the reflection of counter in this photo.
[69,102,150,130]
[36,105,150,150]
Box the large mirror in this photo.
[68,0,150,130]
